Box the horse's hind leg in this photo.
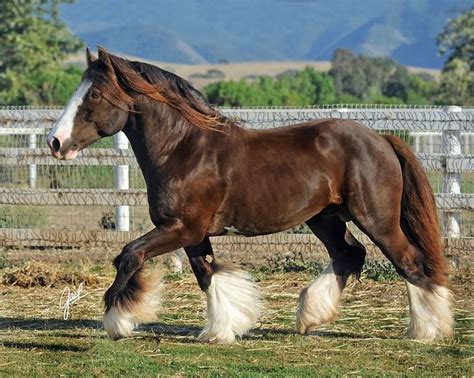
[350,214,453,340]
[185,237,261,344]
[296,213,366,335]
[347,194,453,340]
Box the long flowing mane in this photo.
[89,54,229,130]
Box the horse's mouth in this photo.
[50,149,78,161]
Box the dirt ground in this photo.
[0,248,472,376]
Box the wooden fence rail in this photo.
[0,106,472,257]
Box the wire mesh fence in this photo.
[0,105,472,261]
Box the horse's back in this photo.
[241,118,387,168]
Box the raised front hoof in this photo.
[103,306,136,340]
[198,328,236,344]
[103,267,163,340]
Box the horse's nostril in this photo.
[51,137,61,153]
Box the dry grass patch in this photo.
[0,252,472,376]
[2,262,101,288]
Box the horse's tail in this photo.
[383,134,447,286]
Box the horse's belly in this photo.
[209,156,338,236]
[216,190,331,236]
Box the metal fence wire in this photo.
[0,105,472,259]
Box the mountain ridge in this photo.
[60,0,472,68]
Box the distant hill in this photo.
[65,54,440,90]
[78,24,207,64]
[60,0,472,69]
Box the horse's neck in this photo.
[122,102,206,175]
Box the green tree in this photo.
[436,58,473,105]
[330,49,408,101]
[405,74,437,105]
[0,0,83,105]
[296,67,336,104]
[204,68,336,107]
[383,66,410,101]
[437,7,474,70]
[329,49,367,98]
[436,7,474,105]
[329,48,438,105]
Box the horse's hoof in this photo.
[198,328,236,344]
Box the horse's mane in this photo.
[90,54,228,131]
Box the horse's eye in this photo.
[91,90,101,99]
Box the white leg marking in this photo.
[200,267,261,344]
[296,261,347,335]
[103,268,163,340]
[47,78,92,141]
[406,282,454,341]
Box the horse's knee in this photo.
[113,243,145,273]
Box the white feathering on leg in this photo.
[406,282,454,341]
[103,306,136,340]
[199,267,261,344]
[103,267,163,340]
[296,261,347,335]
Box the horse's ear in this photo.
[86,47,97,66]
[97,45,113,70]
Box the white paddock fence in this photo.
[0,105,472,267]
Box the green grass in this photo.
[0,255,472,376]
[0,206,47,228]
[2,329,471,376]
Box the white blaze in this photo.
[47,78,92,142]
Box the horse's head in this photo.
[47,47,130,160]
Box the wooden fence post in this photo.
[442,106,462,238]
[114,132,129,231]
[28,133,37,189]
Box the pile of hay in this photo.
[2,262,100,288]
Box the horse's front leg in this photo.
[103,221,193,340]
[185,237,262,344]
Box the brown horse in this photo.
[47,47,453,343]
